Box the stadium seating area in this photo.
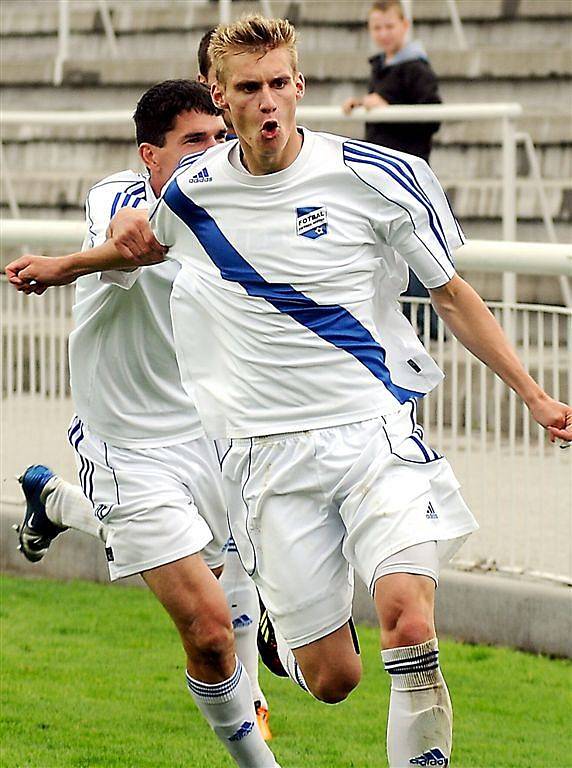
[1,0,571,297]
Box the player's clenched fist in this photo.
[107,207,167,264]
[4,254,64,294]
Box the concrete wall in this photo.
[2,506,570,658]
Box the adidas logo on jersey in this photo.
[189,168,212,183]
[409,748,449,766]
[296,206,328,239]
[228,720,254,742]
[426,502,438,519]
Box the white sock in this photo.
[220,545,266,707]
[186,658,280,767]
[382,638,452,768]
[43,478,106,542]
[273,623,312,696]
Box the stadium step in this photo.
[1,48,570,85]
[1,168,570,222]
[2,19,572,59]
[2,0,571,36]
[2,139,570,183]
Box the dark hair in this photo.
[134,79,220,146]
[198,28,215,79]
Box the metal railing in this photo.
[3,102,569,304]
[1,236,569,581]
[2,102,544,306]
[1,220,571,277]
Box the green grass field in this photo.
[1,575,570,768]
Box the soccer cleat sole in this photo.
[255,704,273,742]
[16,466,66,562]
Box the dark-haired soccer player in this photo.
[7,79,279,768]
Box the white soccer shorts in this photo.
[68,415,228,580]
[222,402,478,648]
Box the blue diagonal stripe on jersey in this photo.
[163,181,424,404]
[343,144,453,266]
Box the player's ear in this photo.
[295,72,305,102]
[211,81,229,111]
[139,143,157,171]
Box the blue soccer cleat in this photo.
[14,465,67,562]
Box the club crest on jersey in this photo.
[296,206,328,239]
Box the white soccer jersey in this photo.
[69,170,203,448]
[152,129,462,438]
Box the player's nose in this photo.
[259,85,277,112]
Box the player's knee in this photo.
[309,665,361,704]
[183,615,234,666]
[385,610,433,648]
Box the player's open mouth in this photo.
[261,120,279,140]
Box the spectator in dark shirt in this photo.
[342,0,441,163]
[343,0,443,337]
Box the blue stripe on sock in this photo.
[186,660,243,700]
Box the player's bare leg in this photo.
[269,620,361,704]
[374,571,452,768]
[143,555,280,767]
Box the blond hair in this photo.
[209,14,298,83]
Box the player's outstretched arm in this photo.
[430,273,572,443]
[5,219,167,294]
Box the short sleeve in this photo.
[82,176,149,288]
[343,140,464,288]
[149,187,175,250]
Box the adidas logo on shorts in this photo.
[426,502,438,520]
[409,747,449,766]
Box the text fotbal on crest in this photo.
[296,206,328,239]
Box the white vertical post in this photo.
[402,0,413,37]
[517,131,571,307]
[97,0,119,58]
[54,0,70,86]
[501,115,517,338]
[219,0,232,24]
[0,142,21,218]
[259,0,273,17]
[446,0,468,50]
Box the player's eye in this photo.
[240,83,259,93]
[273,78,288,89]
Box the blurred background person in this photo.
[343,0,441,163]
[343,0,443,338]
